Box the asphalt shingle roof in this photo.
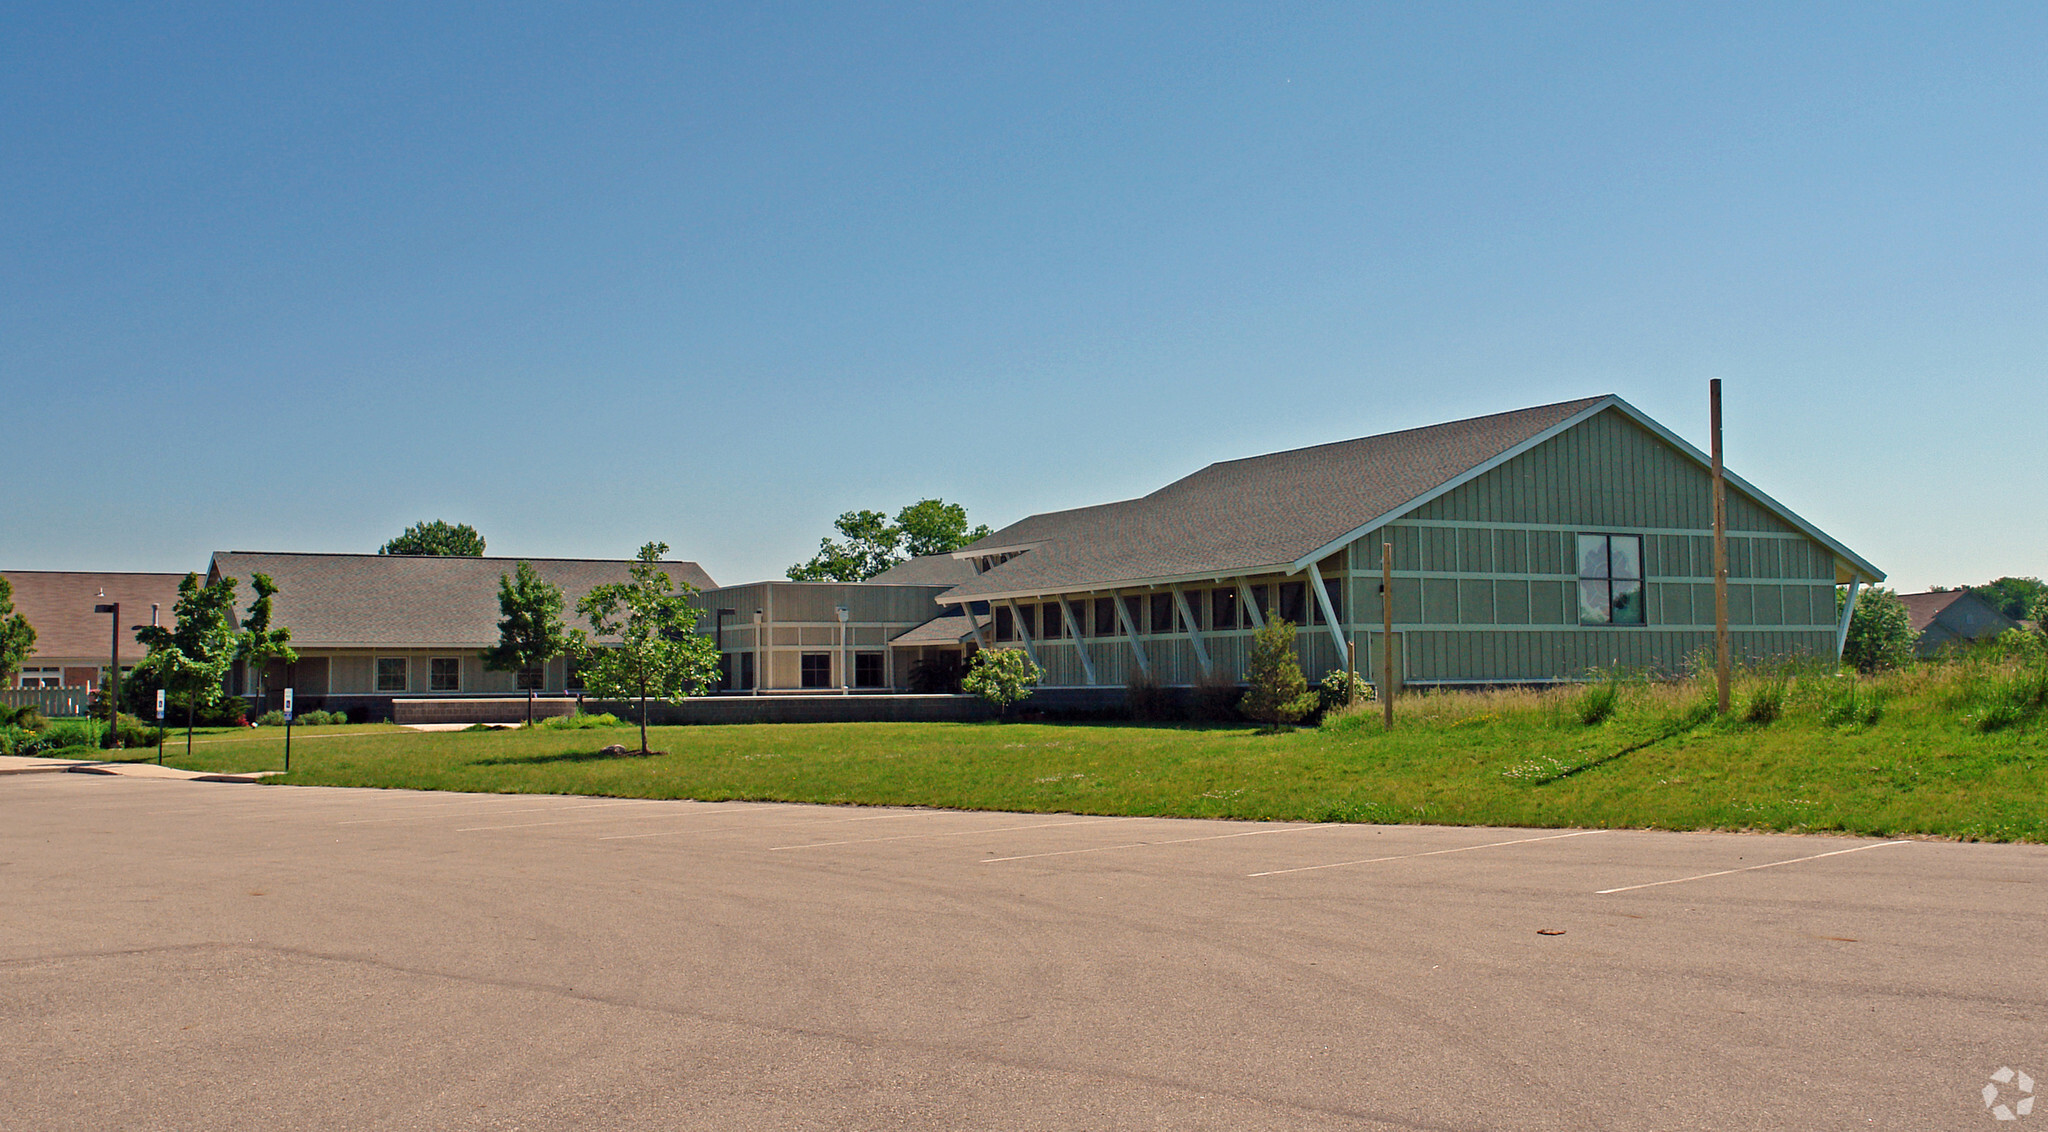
[0,571,187,662]
[940,396,1607,601]
[207,552,717,648]
[863,555,981,586]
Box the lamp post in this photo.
[751,609,764,695]
[835,605,851,695]
[93,597,119,751]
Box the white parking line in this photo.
[1247,829,1607,877]
[983,823,1338,863]
[768,816,1121,851]
[1594,840,1913,894]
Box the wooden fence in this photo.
[0,687,94,717]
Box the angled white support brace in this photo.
[1237,579,1265,630]
[1057,596,1097,685]
[959,603,988,651]
[1307,568,1347,659]
[1171,586,1212,676]
[1005,600,1040,668]
[1834,578,1863,662]
[1114,594,1150,676]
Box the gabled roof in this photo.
[938,394,1882,603]
[1897,590,2015,635]
[889,611,989,647]
[207,552,716,649]
[0,571,187,663]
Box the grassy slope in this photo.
[122,659,2048,841]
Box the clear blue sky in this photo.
[4,2,2042,592]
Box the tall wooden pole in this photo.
[1711,379,1731,716]
[1381,541,1395,731]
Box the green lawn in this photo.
[103,658,2048,841]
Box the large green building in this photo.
[932,395,1883,689]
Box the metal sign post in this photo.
[283,687,294,773]
[155,689,166,765]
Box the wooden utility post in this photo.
[1711,379,1731,715]
[1346,639,1358,706]
[1381,541,1395,730]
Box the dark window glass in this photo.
[1278,582,1306,624]
[1094,597,1116,636]
[1041,603,1063,638]
[1211,587,1238,630]
[739,651,754,690]
[717,654,733,691]
[565,657,584,692]
[377,658,408,693]
[994,605,1014,642]
[516,664,544,691]
[1251,585,1273,620]
[854,652,885,688]
[1321,579,1344,625]
[1150,592,1174,634]
[1121,596,1143,635]
[1578,534,1646,626]
[801,653,832,688]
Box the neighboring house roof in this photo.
[889,612,989,647]
[207,552,717,649]
[937,395,1884,604]
[0,571,187,663]
[1897,590,2020,642]
[864,554,981,586]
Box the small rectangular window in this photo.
[430,657,460,692]
[800,653,831,688]
[854,652,885,688]
[1040,603,1063,638]
[1211,587,1238,630]
[516,664,544,691]
[565,656,584,692]
[994,605,1014,642]
[376,658,408,693]
[717,653,734,691]
[1578,534,1645,626]
[739,651,755,690]
[1251,584,1273,620]
[1016,604,1036,639]
[1150,592,1174,634]
[1121,596,1144,636]
[1093,597,1116,636]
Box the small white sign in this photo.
[283,687,294,721]
[155,688,166,721]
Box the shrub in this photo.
[0,704,47,731]
[1840,586,1916,674]
[0,724,39,756]
[1239,617,1318,730]
[1190,673,1243,721]
[111,714,160,748]
[255,710,289,727]
[1742,670,1791,725]
[1573,677,1624,726]
[539,711,622,730]
[962,648,1043,715]
[1125,671,1179,721]
[43,718,106,750]
[301,709,347,726]
[1316,669,1374,717]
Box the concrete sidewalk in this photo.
[0,754,277,782]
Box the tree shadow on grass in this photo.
[469,749,654,767]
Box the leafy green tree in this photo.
[1838,585,1916,673]
[131,573,242,748]
[2031,593,2048,634]
[0,576,35,685]
[483,561,569,725]
[379,520,486,557]
[961,648,1042,716]
[1239,616,1319,730]
[1965,576,2048,622]
[574,542,719,755]
[236,573,297,710]
[788,499,993,581]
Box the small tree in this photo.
[574,543,719,755]
[1239,616,1319,730]
[236,573,297,712]
[962,648,1042,716]
[1839,586,1916,674]
[0,576,35,686]
[380,520,486,557]
[482,561,569,726]
[132,572,242,754]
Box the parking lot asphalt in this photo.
[4,773,2044,1130]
